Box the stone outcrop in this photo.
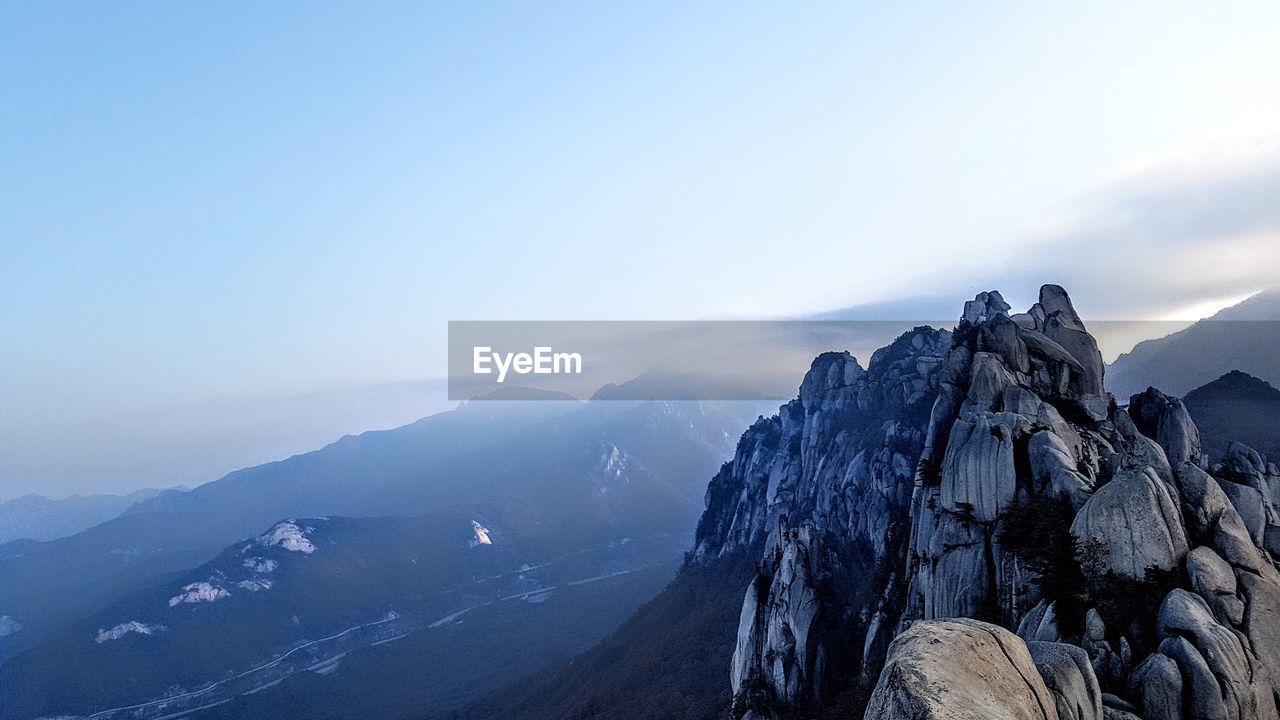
[1019,601,1062,643]
[904,286,1127,633]
[865,619,1059,720]
[694,285,1280,720]
[1027,641,1104,720]
[1215,441,1280,556]
[1147,589,1279,719]
[1070,466,1188,580]
[1187,545,1245,625]
[1129,387,1203,466]
[1129,652,1183,720]
[730,522,821,708]
[701,331,952,717]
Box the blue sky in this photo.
[4,2,1280,497]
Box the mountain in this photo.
[0,487,168,544]
[0,397,579,660]
[1184,370,1280,464]
[488,285,1280,720]
[1107,288,1280,399]
[0,397,764,719]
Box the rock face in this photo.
[1147,589,1279,719]
[1070,467,1188,579]
[1214,441,1280,556]
[904,285,1121,632]
[1129,387,1202,466]
[700,332,952,717]
[697,285,1280,720]
[865,619,1060,720]
[1027,641,1104,720]
[730,522,821,708]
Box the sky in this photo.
[3,2,1280,499]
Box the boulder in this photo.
[964,352,1017,414]
[1029,430,1093,508]
[1035,285,1104,396]
[1101,694,1137,713]
[1156,589,1278,719]
[1038,284,1086,331]
[1028,641,1103,720]
[1129,652,1183,720]
[1005,385,1045,417]
[1186,545,1244,625]
[1071,466,1189,580]
[1238,570,1280,695]
[1084,609,1106,644]
[1128,387,1202,466]
[865,619,1058,720]
[1217,479,1266,546]
[963,290,1012,325]
[1018,601,1062,643]
[981,313,1031,373]
[1157,635,1229,720]
[1176,463,1265,573]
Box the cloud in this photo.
[822,134,1280,325]
[1002,133,1280,320]
[812,133,1280,361]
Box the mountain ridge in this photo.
[1107,288,1280,399]
[487,285,1280,720]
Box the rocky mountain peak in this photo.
[698,286,1280,720]
[798,351,864,406]
[962,289,1011,324]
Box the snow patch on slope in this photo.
[470,520,492,547]
[96,621,165,643]
[257,521,315,553]
[0,615,21,637]
[169,582,230,607]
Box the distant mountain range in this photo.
[0,394,765,719]
[1107,288,1280,399]
[0,487,170,544]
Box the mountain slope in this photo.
[0,398,578,660]
[477,548,757,720]
[196,556,682,720]
[0,487,167,544]
[0,492,704,719]
[1107,288,1280,399]
[0,511,529,719]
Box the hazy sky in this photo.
[4,2,1280,499]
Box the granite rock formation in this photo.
[695,285,1280,719]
